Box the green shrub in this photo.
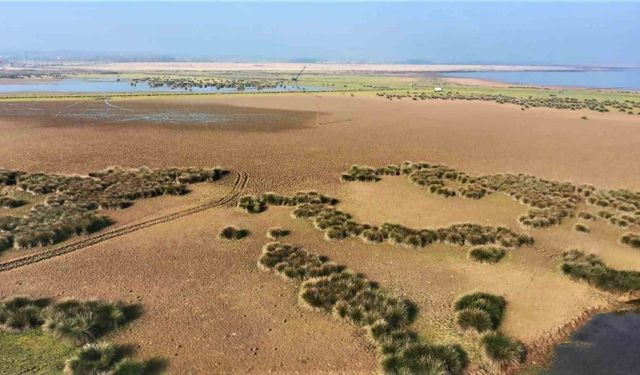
[577,211,596,220]
[574,223,590,233]
[63,342,121,375]
[480,332,527,366]
[621,233,640,249]
[219,226,249,240]
[468,246,507,263]
[238,195,267,214]
[266,227,290,240]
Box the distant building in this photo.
[434,86,443,92]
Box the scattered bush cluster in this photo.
[621,233,640,249]
[241,190,533,252]
[376,91,640,114]
[468,246,507,263]
[561,249,640,293]
[259,242,468,375]
[219,226,249,240]
[453,293,526,368]
[238,191,337,214]
[342,161,612,229]
[586,189,640,229]
[340,164,400,182]
[0,166,226,251]
[0,297,146,375]
[597,210,638,228]
[0,297,131,341]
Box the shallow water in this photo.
[542,311,640,375]
[441,69,640,90]
[0,78,330,94]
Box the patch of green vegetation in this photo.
[561,249,640,293]
[0,297,153,375]
[0,329,74,374]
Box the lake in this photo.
[542,311,640,375]
[0,78,330,94]
[441,69,640,90]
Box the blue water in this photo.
[0,78,329,94]
[441,69,640,90]
[543,311,640,375]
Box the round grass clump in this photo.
[454,292,506,331]
[468,246,507,263]
[456,308,493,333]
[480,331,527,366]
[219,226,249,240]
[266,227,290,240]
[574,223,590,233]
[64,342,120,375]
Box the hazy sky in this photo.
[0,2,638,65]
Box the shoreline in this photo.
[439,72,640,93]
[521,297,635,374]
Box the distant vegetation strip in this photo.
[377,91,640,114]
[259,241,468,375]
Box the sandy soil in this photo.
[0,94,638,373]
[23,62,578,74]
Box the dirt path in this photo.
[0,169,248,273]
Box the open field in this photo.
[0,92,639,373]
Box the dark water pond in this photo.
[0,78,330,94]
[542,311,640,375]
[441,69,640,90]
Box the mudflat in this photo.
[0,94,638,373]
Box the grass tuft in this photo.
[480,331,527,366]
[468,246,507,263]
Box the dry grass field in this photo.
[0,93,639,373]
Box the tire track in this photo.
[0,169,248,273]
